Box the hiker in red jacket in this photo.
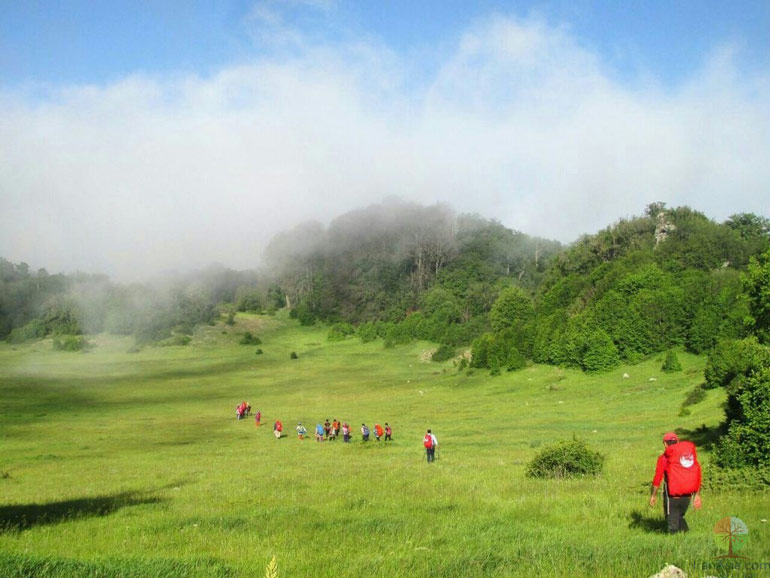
[649,432,702,534]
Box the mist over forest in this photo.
[2,199,769,367]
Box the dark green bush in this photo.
[255,348,263,354]
[290,351,298,359]
[526,439,605,479]
[661,350,682,372]
[6,319,46,343]
[52,335,90,352]
[471,332,525,373]
[715,366,770,469]
[239,332,261,345]
[682,384,707,408]
[432,343,455,362]
[581,329,620,373]
[328,322,355,341]
[225,312,235,326]
[701,463,770,491]
[356,321,379,343]
[704,337,769,389]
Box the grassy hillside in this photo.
[1,313,767,577]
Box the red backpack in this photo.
[665,441,701,496]
[423,434,433,449]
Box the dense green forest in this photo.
[2,200,768,364]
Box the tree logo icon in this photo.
[713,517,749,558]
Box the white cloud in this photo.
[1,15,768,280]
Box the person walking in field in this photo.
[384,423,392,442]
[361,423,370,442]
[374,423,384,441]
[255,410,261,426]
[296,423,307,440]
[315,423,325,442]
[273,420,283,439]
[324,419,331,439]
[342,422,350,442]
[649,432,702,534]
[331,419,340,440]
[424,429,438,463]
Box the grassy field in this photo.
[1,312,768,577]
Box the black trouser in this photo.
[664,493,690,534]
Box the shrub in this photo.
[52,335,90,352]
[682,384,707,408]
[290,351,298,359]
[704,337,770,389]
[432,343,455,362]
[6,319,46,343]
[701,463,770,491]
[356,322,379,343]
[714,366,770,468]
[458,358,468,371]
[328,323,354,341]
[471,332,525,373]
[255,348,263,355]
[239,332,262,345]
[581,330,620,373]
[661,350,682,372]
[225,312,235,326]
[526,438,605,479]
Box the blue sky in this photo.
[3,1,768,88]
[1,1,769,279]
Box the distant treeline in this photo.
[265,201,770,373]
[2,201,769,369]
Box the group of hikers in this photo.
[283,419,394,443]
[235,401,251,420]
[239,403,440,462]
[238,403,702,529]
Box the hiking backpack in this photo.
[423,434,433,449]
[665,441,701,496]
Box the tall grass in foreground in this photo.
[0,314,767,577]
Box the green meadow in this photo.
[1,313,768,577]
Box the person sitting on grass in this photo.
[361,423,370,442]
[296,423,307,440]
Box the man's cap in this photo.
[663,432,679,442]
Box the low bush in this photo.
[701,463,770,491]
[6,319,46,343]
[239,332,262,345]
[431,343,455,362]
[328,323,355,341]
[52,335,90,352]
[661,350,682,372]
[356,321,379,343]
[290,351,298,359]
[255,348,264,355]
[682,384,707,408]
[526,438,605,479]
